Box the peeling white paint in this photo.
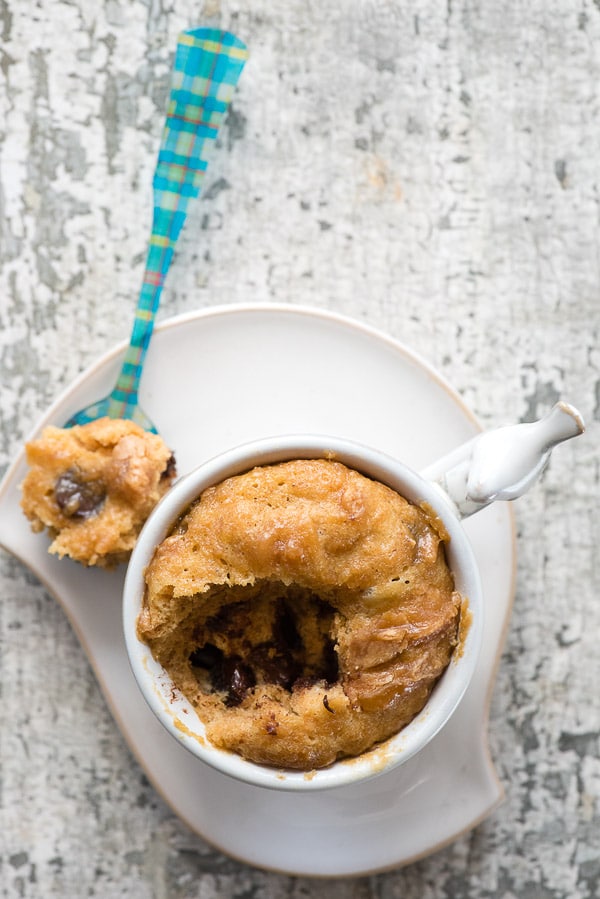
[1,0,599,895]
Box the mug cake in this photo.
[137,457,462,770]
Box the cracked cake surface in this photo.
[21,417,176,568]
[138,458,462,770]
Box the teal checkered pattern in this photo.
[66,29,247,430]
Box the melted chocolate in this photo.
[190,596,340,706]
[54,468,106,519]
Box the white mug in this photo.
[123,403,583,791]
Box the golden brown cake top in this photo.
[144,458,441,600]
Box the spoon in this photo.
[65,28,248,433]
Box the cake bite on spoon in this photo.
[19,29,248,567]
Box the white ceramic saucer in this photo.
[0,304,515,876]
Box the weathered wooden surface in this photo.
[1,0,598,896]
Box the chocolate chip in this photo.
[54,468,106,519]
[323,694,334,713]
[161,453,177,481]
[211,656,256,706]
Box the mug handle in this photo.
[421,402,585,519]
